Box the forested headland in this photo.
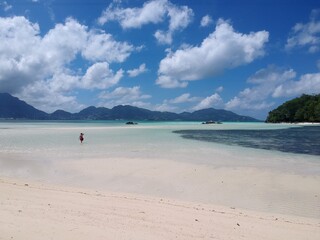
[266,94,320,123]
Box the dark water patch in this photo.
[173,126,320,156]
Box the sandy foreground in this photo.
[0,177,319,240]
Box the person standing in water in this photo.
[79,133,84,143]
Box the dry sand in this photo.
[0,177,319,240]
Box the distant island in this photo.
[0,93,258,122]
[266,94,320,123]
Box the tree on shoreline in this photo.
[266,94,320,123]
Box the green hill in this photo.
[266,94,320,123]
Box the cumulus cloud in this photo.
[225,96,273,111]
[17,82,84,113]
[98,0,167,28]
[127,63,147,77]
[83,30,134,63]
[0,16,134,111]
[99,0,193,45]
[156,3,193,44]
[153,103,178,112]
[48,71,80,92]
[40,18,88,69]
[151,93,199,112]
[0,16,42,93]
[286,9,320,53]
[98,86,151,108]
[14,62,124,113]
[81,62,123,89]
[154,30,173,45]
[168,93,198,104]
[156,19,269,88]
[154,3,193,45]
[192,93,223,111]
[200,15,213,27]
[226,65,320,115]
[272,73,320,97]
[225,66,297,111]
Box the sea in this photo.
[0,120,319,174]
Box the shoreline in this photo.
[1,176,319,240]
[1,122,320,239]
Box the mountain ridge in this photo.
[0,93,259,122]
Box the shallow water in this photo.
[0,121,319,218]
[0,121,318,171]
[174,126,320,156]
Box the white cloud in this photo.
[0,16,135,112]
[156,75,188,88]
[99,0,193,45]
[156,19,269,88]
[168,5,193,31]
[154,3,193,45]
[48,71,80,92]
[286,9,320,53]
[168,93,198,104]
[153,93,199,112]
[151,93,198,112]
[192,93,223,110]
[225,66,320,114]
[14,62,124,112]
[153,103,178,112]
[200,15,213,27]
[225,96,273,111]
[0,16,42,93]
[81,62,123,89]
[98,0,168,28]
[40,18,88,69]
[225,66,297,111]
[272,73,320,97]
[247,65,296,84]
[98,86,151,108]
[82,30,134,63]
[127,63,147,77]
[17,81,85,113]
[154,30,173,45]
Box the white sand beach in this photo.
[0,122,319,239]
[0,177,319,240]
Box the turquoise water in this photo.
[0,120,293,156]
[0,120,314,158]
[0,120,318,173]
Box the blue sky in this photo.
[0,0,319,119]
